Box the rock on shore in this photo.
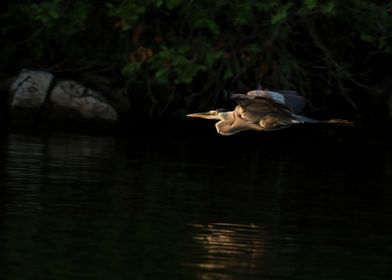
[7,69,118,129]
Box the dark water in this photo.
[1,127,392,279]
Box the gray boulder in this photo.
[9,69,54,120]
[48,80,118,124]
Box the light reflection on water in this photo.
[1,131,392,279]
[187,223,265,279]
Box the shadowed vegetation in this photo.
[1,0,391,122]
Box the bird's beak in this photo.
[186,112,207,118]
[186,112,219,120]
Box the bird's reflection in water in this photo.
[186,223,265,279]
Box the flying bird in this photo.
[186,90,352,136]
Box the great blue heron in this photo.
[187,90,352,136]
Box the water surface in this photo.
[1,128,392,279]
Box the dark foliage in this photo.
[1,0,391,121]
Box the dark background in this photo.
[0,0,391,129]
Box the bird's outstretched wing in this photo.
[232,93,291,113]
[246,90,306,114]
[231,94,294,127]
[232,93,291,111]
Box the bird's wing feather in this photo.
[231,94,292,124]
[246,90,285,104]
[231,94,291,113]
[246,90,306,114]
[274,90,300,96]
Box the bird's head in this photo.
[186,109,228,120]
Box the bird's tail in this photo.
[319,119,355,126]
[293,115,354,126]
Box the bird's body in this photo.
[187,90,352,135]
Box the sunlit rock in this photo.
[48,80,118,124]
[9,69,53,120]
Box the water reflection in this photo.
[188,223,265,279]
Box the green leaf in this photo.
[360,33,374,43]
[154,0,164,8]
[105,3,114,9]
[303,0,317,10]
[154,69,169,83]
[171,55,188,67]
[247,44,262,54]
[165,0,181,10]
[223,67,233,80]
[176,63,206,84]
[378,36,387,50]
[122,63,141,76]
[271,3,293,25]
[205,51,223,67]
[193,19,220,35]
[233,3,252,27]
[321,2,335,14]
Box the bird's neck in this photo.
[220,111,234,122]
[215,112,237,135]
